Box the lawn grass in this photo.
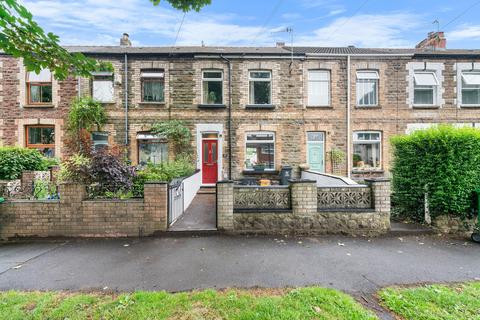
[379,282,480,320]
[0,287,377,320]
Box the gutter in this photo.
[124,53,129,146]
[221,55,233,180]
[306,53,414,57]
[194,54,305,60]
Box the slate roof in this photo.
[64,46,294,55]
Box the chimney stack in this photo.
[276,41,286,48]
[120,33,132,47]
[416,31,446,50]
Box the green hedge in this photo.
[0,147,54,180]
[391,125,480,221]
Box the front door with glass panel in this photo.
[202,134,218,184]
[307,132,325,172]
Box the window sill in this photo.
[412,105,440,109]
[460,105,480,108]
[138,102,166,106]
[245,104,276,109]
[306,105,333,109]
[351,169,384,174]
[355,105,381,109]
[198,104,226,109]
[242,170,279,175]
[23,104,55,108]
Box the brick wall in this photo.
[0,182,168,239]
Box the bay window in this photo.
[249,71,272,105]
[202,70,223,104]
[353,131,381,170]
[245,132,275,170]
[308,70,330,106]
[26,69,52,105]
[92,72,114,103]
[25,125,55,157]
[141,70,165,103]
[413,71,438,106]
[461,71,480,106]
[356,70,379,106]
[137,132,168,165]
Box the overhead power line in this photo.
[173,12,186,46]
[323,0,370,44]
[442,0,480,29]
[252,0,285,44]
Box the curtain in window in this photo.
[414,88,434,105]
[143,81,164,102]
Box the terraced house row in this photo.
[1,32,480,184]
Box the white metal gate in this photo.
[168,179,184,226]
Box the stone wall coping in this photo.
[144,181,168,185]
[3,199,60,204]
[234,185,290,189]
[83,199,144,203]
[289,179,316,184]
[317,184,369,189]
[217,180,234,184]
[364,178,391,183]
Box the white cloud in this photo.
[448,25,480,41]
[296,13,421,47]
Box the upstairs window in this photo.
[249,71,272,105]
[25,125,55,157]
[353,131,381,170]
[308,70,330,106]
[26,69,52,105]
[356,71,379,106]
[141,70,165,103]
[92,72,114,103]
[461,71,480,106]
[202,70,223,104]
[413,71,438,106]
[245,132,275,170]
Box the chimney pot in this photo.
[120,33,132,47]
[276,41,286,48]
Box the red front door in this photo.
[202,139,218,184]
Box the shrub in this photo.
[391,125,480,221]
[57,154,92,183]
[132,158,196,197]
[0,147,49,180]
[151,120,192,158]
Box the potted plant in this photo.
[207,91,217,104]
[253,163,266,172]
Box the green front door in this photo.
[307,132,325,172]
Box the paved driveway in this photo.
[0,234,478,293]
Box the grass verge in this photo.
[0,287,377,320]
[379,281,480,320]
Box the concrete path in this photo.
[169,194,216,231]
[0,234,478,294]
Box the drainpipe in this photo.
[221,55,233,180]
[124,53,129,146]
[346,55,351,178]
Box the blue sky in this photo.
[22,0,480,48]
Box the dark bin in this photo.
[280,165,293,185]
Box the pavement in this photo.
[0,234,478,295]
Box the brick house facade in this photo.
[1,40,480,184]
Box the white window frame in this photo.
[92,72,114,103]
[356,70,379,107]
[307,70,330,107]
[413,71,439,107]
[201,70,224,105]
[245,131,275,171]
[460,71,480,107]
[352,131,382,170]
[248,70,272,105]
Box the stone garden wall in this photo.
[217,179,391,236]
[0,182,168,240]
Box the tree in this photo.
[0,0,211,80]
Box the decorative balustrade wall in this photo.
[233,186,291,211]
[317,186,372,210]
